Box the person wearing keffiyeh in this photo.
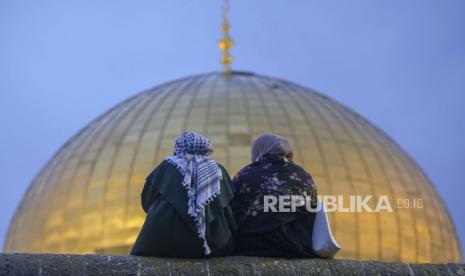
[130,132,236,258]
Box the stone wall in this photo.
[0,254,463,275]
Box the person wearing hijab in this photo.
[130,131,236,258]
[231,134,318,258]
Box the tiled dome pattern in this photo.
[5,72,462,263]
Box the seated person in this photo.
[130,131,236,258]
[231,134,318,258]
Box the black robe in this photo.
[231,154,318,258]
[130,160,236,258]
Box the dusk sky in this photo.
[1,0,464,252]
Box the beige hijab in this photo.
[251,133,293,162]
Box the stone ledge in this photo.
[0,253,463,275]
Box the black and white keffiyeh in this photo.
[165,131,222,255]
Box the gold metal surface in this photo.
[219,0,233,74]
[4,72,462,263]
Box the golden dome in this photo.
[4,72,462,263]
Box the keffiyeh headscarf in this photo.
[165,131,222,255]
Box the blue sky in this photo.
[1,0,464,253]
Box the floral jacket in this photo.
[231,154,317,229]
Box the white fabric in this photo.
[312,201,341,258]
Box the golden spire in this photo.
[218,0,233,75]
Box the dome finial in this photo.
[218,0,233,76]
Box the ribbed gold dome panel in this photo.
[4,72,462,263]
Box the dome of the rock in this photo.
[4,71,462,263]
